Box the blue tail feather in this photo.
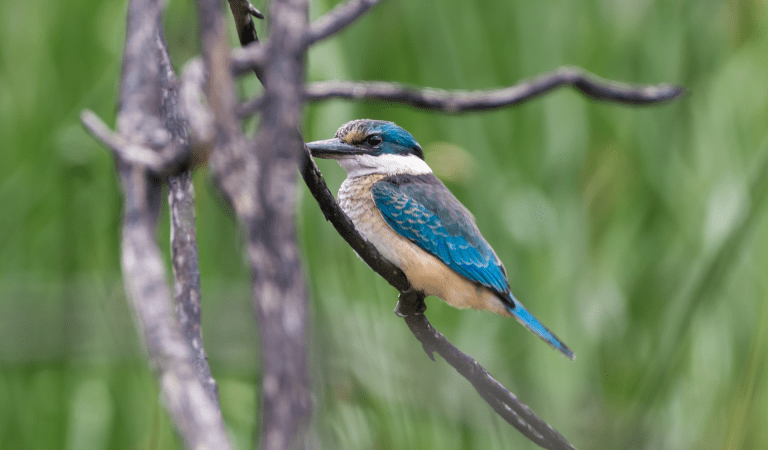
[505,294,575,360]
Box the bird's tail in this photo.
[504,294,575,360]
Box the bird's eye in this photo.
[366,134,383,147]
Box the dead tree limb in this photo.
[304,0,383,46]
[246,0,312,448]
[80,111,188,176]
[81,0,233,448]
[303,67,684,112]
[157,29,219,406]
[398,292,576,450]
[227,0,265,82]
[200,1,312,449]
[228,0,263,47]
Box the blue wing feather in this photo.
[372,175,510,294]
[372,174,575,359]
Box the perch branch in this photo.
[299,146,576,450]
[304,0,383,46]
[303,66,684,112]
[398,291,575,450]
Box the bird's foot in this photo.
[394,289,427,317]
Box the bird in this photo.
[306,119,574,359]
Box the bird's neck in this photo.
[339,153,432,178]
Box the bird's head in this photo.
[306,119,431,178]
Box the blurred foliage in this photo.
[2,0,768,448]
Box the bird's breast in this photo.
[339,174,405,266]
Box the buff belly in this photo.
[339,175,510,317]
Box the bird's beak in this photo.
[306,138,364,159]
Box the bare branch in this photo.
[81,110,160,165]
[179,48,267,145]
[236,95,265,118]
[157,26,220,406]
[81,110,189,176]
[102,0,233,448]
[304,66,685,112]
[299,147,577,450]
[228,0,263,47]
[197,0,239,139]
[231,44,268,76]
[216,0,314,449]
[228,0,265,83]
[398,292,576,450]
[246,0,313,448]
[304,0,382,46]
[194,0,261,219]
[179,59,217,159]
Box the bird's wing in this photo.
[372,174,510,294]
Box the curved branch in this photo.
[304,0,383,46]
[299,146,577,450]
[304,66,685,112]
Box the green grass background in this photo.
[2,0,768,448]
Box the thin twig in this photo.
[81,110,189,176]
[299,146,577,450]
[227,0,265,82]
[304,0,382,46]
[81,110,162,167]
[304,66,684,112]
[228,0,263,46]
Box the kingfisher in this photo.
[307,119,574,359]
